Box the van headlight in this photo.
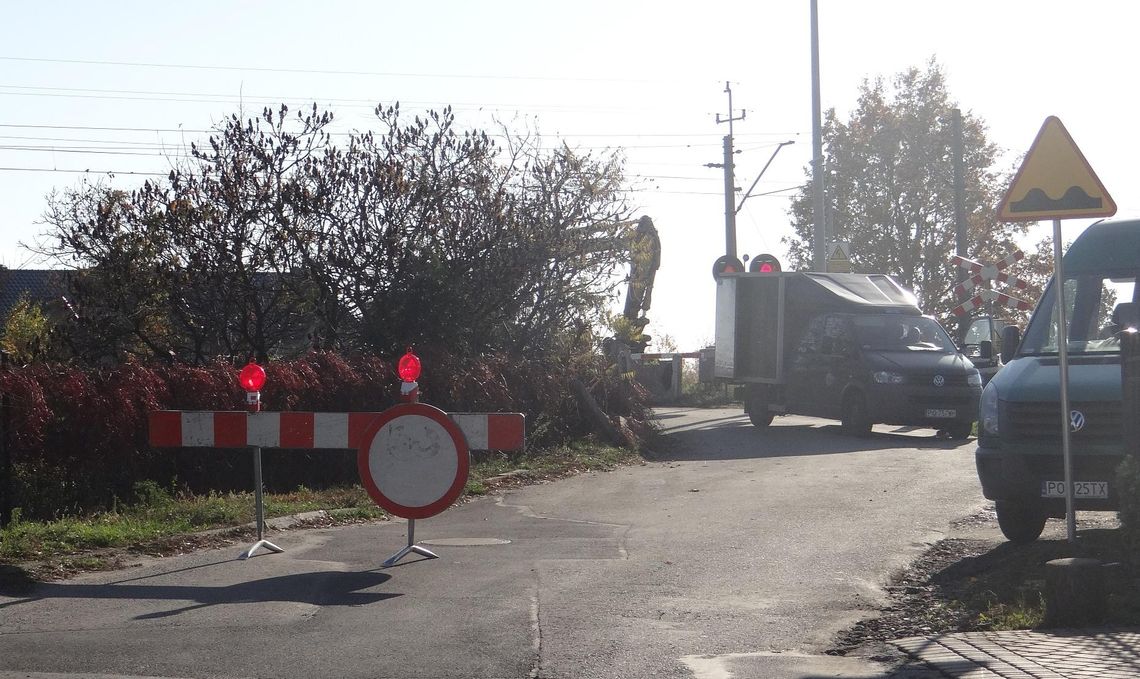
[968,371,982,387]
[980,381,999,435]
[873,371,905,384]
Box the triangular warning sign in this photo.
[829,244,848,261]
[997,116,1116,222]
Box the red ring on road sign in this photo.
[356,403,470,519]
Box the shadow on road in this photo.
[652,408,968,462]
[0,568,400,618]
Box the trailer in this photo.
[714,270,982,438]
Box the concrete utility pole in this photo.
[716,81,746,260]
[952,108,967,257]
[810,0,827,271]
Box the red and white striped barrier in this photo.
[149,410,525,451]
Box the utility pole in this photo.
[810,0,827,271]
[952,108,967,258]
[716,81,745,260]
[951,108,976,335]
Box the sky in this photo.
[2,1,1137,353]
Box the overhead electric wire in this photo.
[0,166,170,176]
[0,54,702,85]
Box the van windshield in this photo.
[852,314,957,353]
[1020,273,1137,355]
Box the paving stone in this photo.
[889,629,1140,679]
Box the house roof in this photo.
[0,269,72,321]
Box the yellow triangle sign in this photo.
[997,116,1116,222]
[829,244,848,261]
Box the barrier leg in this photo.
[239,446,284,560]
[382,519,438,567]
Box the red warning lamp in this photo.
[398,348,421,382]
[749,253,782,274]
[712,255,746,281]
[398,347,421,403]
[238,361,266,412]
[239,362,267,391]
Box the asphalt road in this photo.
[0,407,987,679]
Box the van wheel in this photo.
[842,394,872,437]
[747,394,774,428]
[946,421,974,440]
[995,500,1046,543]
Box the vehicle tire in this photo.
[995,500,1047,544]
[747,393,774,428]
[841,393,872,437]
[947,421,974,440]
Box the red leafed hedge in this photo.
[0,351,648,519]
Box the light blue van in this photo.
[976,217,1139,542]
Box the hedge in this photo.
[0,350,648,520]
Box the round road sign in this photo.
[356,403,470,519]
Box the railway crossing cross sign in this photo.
[948,250,1033,316]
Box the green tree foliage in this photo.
[38,104,632,364]
[785,60,1041,321]
[2,296,53,363]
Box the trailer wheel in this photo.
[747,393,774,428]
[841,394,872,437]
[995,500,1046,543]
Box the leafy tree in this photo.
[2,296,54,363]
[785,60,1042,322]
[36,103,632,365]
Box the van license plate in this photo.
[1041,481,1109,499]
[925,409,956,418]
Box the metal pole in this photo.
[254,446,265,541]
[382,518,439,567]
[810,0,827,271]
[239,445,283,559]
[1052,219,1076,543]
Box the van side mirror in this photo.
[979,340,993,360]
[1001,325,1021,364]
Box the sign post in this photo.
[356,402,471,567]
[996,116,1117,543]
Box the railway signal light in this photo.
[749,253,781,273]
[712,255,746,281]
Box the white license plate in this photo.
[1041,480,1109,499]
[925,408,957,418]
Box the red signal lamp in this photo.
[239,362,266,392]
[712,255,746,281]
[238,361,266,412]
[749,253,782,274]
[398,348,421,383]
[398,347,421,403]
